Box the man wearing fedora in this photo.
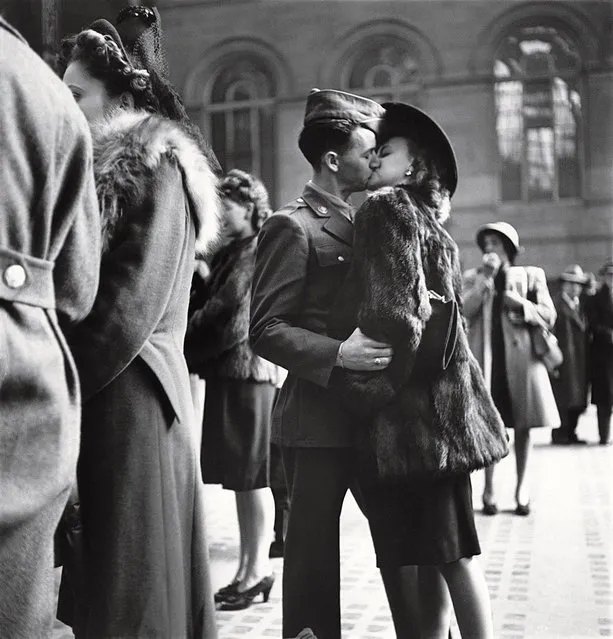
[250,89,392,639]
[585,260,613,445]
[551,265,590,445]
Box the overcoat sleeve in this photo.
[185,243,253,361]
[330,188,431,409]
[50,109,101,327]
[462,268,492,320]
[67,158,188,402]
[250,213,340,387]
[523,267,557,329]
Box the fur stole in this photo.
[92,110,219,256]
[185,236,282,385]
[328,186,508,483]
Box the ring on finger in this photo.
[375,357,381,366]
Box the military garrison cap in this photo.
[303,88,384,133]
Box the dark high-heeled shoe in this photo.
[515,501,531,516]
[218,575,275,611]
[214,581,240,603]
[482,499,498,516]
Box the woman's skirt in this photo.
[201,378,276,491]
[358,473,481,568]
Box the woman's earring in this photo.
[404,168,412,177]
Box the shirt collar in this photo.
[307,180,355,221]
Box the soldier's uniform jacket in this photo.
[0,18,100,637]
[250,182,356,447]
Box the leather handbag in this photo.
[530,323,563,373]
[413,290,460,379]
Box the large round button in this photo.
[4,264,27,289]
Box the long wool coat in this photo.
[185,235,282,385]
[61,110,220,638]
[327,185,509,483]
[552,292,589,412]
[463,265,560,430]
[586,285,613,406]
[0,19,101,638]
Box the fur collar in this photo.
[92,110,219,255]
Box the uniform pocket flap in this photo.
[315,245,353,267]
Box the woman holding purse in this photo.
[328,102,508,638]
[463,223,560,516]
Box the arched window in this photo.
[207,56,276,191]
[494,23,582,202]
[341,36,422,103]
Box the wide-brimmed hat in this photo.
[378,102,458,196]
[303,88,385,134]
[476,222,521,257]
[599,259,613,275]
[560,264,587,284]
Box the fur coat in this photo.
[328,185,508,484]
[185,235,282,385]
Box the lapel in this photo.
[561,295,586,331]
[301,184,354,247]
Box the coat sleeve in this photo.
[52,110,101,327]
[462,267,492,320]
[523,267,557,329]
[342,190,430,397]
[250,213,340,387]
[185,244,253,361]
[67,158,189,401]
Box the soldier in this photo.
[0,17,100,637]
[250,89,393,639]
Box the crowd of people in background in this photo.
[1,6,612,639]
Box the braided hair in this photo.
[57,29,159,113]
[220,169,272,232]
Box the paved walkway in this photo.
[55,408,612,638]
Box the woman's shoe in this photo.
[515,501,531,516]
[214,581,240,603]
[482,499,498,516]
[218,575,275,611]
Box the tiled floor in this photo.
[55,407,612,638]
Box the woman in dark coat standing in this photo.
[586,260,613,445]
[58,23,220,638]
[329,103,507,638]
[185,170,283,610]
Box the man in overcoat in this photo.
[250,89,393,639]
[585,260,613,445]
[0,18,100,638]
[551,264,590,444]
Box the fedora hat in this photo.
[303,88,385,134]
[378,102,458,196]
[560,264,587,284]
[599,259,613,275]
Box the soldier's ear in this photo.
[323,151,340,173]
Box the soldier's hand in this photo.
[337,328,393,371]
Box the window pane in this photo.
[211,112,227,173]
[348,37,419,90]
[554,79,580,198]
[494,23,582,201]
[495,81,523,201]
[526,127,554,201]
